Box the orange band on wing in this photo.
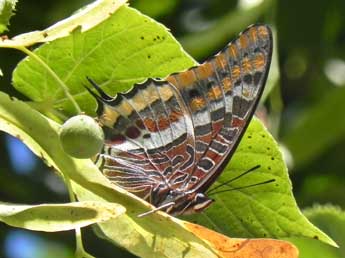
[222,77,233,93]
[241,57,252,73]
[252,53,265,70]
[248,27,258,44]
[215,53,228,69]
[258,26,269,39]
[239,34,249,49]
[228,44,238,59]
[190,97,206,112]
[231,66,241,81]
[176,69,197,88]
[207,85,223,101]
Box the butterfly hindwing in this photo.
[91,79,196,201]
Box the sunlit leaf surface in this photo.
[0,201,125,232]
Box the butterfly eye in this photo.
[192,193,214,213]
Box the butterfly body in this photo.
[87,24,273,216]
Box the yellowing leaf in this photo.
[0,201,125,232]
[0,0,127,47]
[184,222,299,258]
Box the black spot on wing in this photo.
[210,108,225,122]
[194,123,212,136]
[253,71,263,86]
[243,74,253,84]
[198,158,214,171]
[233,96,252,118]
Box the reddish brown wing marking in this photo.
[90,24,272,208]
[90,79,196,202]
[166,24,273,192]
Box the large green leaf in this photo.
[304,205,345,253]
[0,201,125,232]
[12,5,196,116]
[186,117,335,246]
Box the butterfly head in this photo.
[160,191,214,216]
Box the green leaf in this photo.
[179,0,274,59]
[0,91,218,258]
[132,0,177,18]
[0,0,17,33]
[283,87,345,168]
[186,117,336,247]
[262,26,281,102]
[305,205,345,250]
[0,201,125,232]
[12,5,196,116]
[286,238,340,258]
[285,204,345,258]
[0,0,127,47]
[286,205,345,258]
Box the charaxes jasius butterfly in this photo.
[87,24,273,216]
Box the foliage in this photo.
[0,0,17,33]
[0,201,125,232]
[0,0,344,257]
[286,205,345,258]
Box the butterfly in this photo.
[86,24,273,216]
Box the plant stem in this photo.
[12,44,93,257]
[14,46,82,114]
[64,175,95,258]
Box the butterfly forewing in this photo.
[166,25,272,192]
[90,24,273,212]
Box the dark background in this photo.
[0,0,344,257]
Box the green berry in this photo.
[59,115,104,159]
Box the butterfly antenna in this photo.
[207,165,261,195]
[208,179,275,196]
[137,202,175,218]
[85,77,112,101]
